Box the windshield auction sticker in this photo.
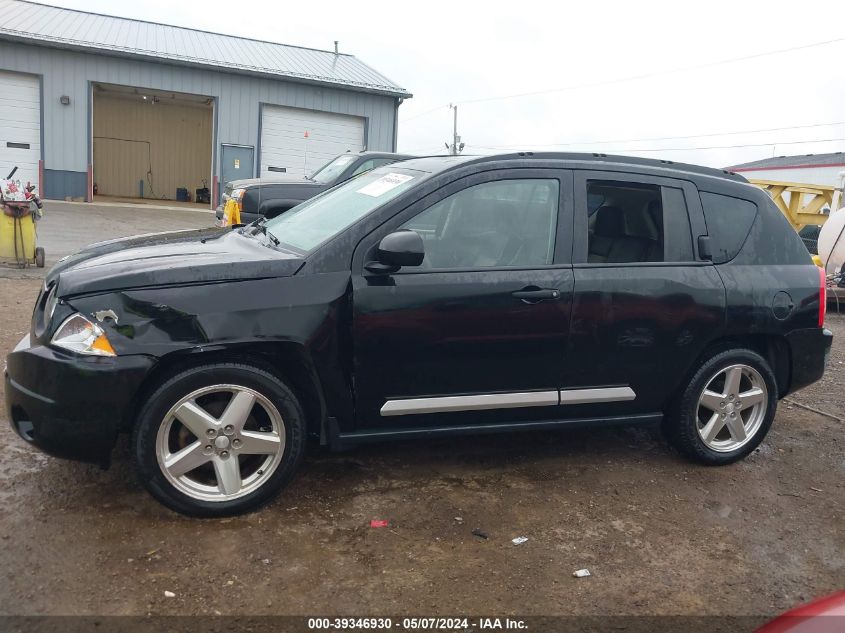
[356,173,414,197]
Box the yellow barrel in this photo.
[0,211,36,263]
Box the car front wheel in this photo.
[664,348,778,465]
[133,363,306,517]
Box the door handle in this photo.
[512,287,561,304]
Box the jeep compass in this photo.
[5,153,832,516]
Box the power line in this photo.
[470,120,845,150]
[622,137,845,153]
[399,103,449,124]
[401,146,449,154]
[470,137,845,154]
[456,36,845,106]
[396,36,845,129]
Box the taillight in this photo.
[818,266,827,327]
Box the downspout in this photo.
[392,98,404,153]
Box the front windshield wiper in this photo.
[243,216,280,246]
[263,229,280,247]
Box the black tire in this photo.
[132,362,306,517]
[34,246,45,268]
[663,348,778,465]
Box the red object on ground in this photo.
[755,590,845,633]
[370,520,388,528]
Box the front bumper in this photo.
[5,334,155,464]
[786,327,834,394]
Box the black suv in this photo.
[216,150,412,224]
[6,153,832,517]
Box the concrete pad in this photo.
[0,200,214,279]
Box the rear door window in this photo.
[583,180,693,263]
[699,192,758,263]
[586,181,664,263]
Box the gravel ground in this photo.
[0,275,842,617]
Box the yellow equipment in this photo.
[749,179,835,231]
[0,204,44,268]
[219,197,241,227]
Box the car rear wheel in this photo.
[663,348,778,465]
[133,363,306,517]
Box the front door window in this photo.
[399,179,559,269]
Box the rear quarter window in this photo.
[699,192,758,264]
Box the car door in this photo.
[351,169,574,430]
[565,170,726,419]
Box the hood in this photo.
[48,228,304,298]
[229,174,313,188]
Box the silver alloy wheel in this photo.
[155,384,285,502]
[696,364,768,452]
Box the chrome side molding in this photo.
[559,386,636,405]
[380,386,636,416]
[380,391,559,417]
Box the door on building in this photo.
[260,105,364,179]
[92,83,212,202]
[0,71,41,194]
[221,144,254,188]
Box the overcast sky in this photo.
[47,0,845,168]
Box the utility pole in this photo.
[445,103,464,155]
[451,104,458,155]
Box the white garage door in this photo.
[260,105,364,179]
[0,71,40,192]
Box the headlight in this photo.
[51,313,116,357]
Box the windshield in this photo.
[264,169,420,253]
[310,154,357,184]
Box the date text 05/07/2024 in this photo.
[307,617,528,630]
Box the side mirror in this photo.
[365,230,424,273]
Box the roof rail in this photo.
[463,151,747,182]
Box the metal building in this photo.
[0,0,411,205]
[727,152,845,188]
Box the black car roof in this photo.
[355,151,414,160]
[396,152,748,185]
[227,152,414,188]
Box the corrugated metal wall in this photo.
[738,166,845,188]
[0,41,398,199]
[93,94,212,199]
